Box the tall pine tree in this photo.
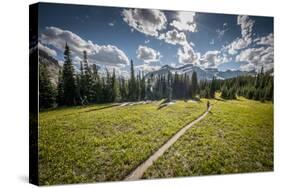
[128,59,137,101]
[191,71,198,98]
[62,43,76,105]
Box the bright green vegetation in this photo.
[39,100,206,185]
[143,98,273,179]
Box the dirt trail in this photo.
[124,105,212,181]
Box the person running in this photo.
[207,100,210,110]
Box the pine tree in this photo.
[82,50,94,102]
[167,71,173,101]
[75,74,81,104]
[184,74,191,99]
[210,76,216,98]
[140,71,146,101]
[92,64,100,103]
[62,43,76,105]
[79,61,86,100]
[128,59,137,101]
[119,77,128,101]
[56,70,64,106]
[111,69,117,102]
[136,71,141,101]
[221,85,228,99]
[191,71,198,98]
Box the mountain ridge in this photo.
[145,64,257,80]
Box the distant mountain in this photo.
[145,64,256,80]
[39,49,62,85]
[217,69,256,79]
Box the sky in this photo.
[38,3,274,77]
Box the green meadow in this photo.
[38,97,273,185]
[143,98,273,178]
[39,100,206,185]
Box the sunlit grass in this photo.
[143,97,273,178]
[39,100,206,185]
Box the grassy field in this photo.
[143,98,273,178]
[39,100,206,185]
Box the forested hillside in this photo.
[38,44,273,110]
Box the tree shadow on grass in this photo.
[157,104,168,110]
[84,104,120,113]
[214,97,226,102]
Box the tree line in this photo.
[39,43,273,109]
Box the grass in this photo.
[39,100,206,185]
[143,97,273,179]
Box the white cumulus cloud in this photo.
[158,29,188,46]
[254,33,274,46]
[236,46,273,71]
[122,9,167,37]
[38,42,57,57]
[135,64,161,73]
[170,11,196,32]
[225,15,255,55]
[40,26,129,67]
[177,43,197,64]
[136,45,161,64]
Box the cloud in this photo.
[91,45,129,67]
[199,50,221,68]
[237,15,254,41]
[170,11,196,32]
[144,39,150,44]
[236,46,273,71]
[135,64,161,73]
[72,56,82,66]
[216,28,228,40]
[158,29,198,65]
[121,9,198,65]
[122,9,167,36]
[254,33,274,46]
[177,43,197,64]
[226,37,250,55]
[199,51,232,68]
[108,22,115,26]
[136,45,161,63]
[210,39,215,45]
[158,29,188,46]
[38,42,57,57]
[225,15,255,55]
[40,26,129,67]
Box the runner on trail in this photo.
[207,100,210,110]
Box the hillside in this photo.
[39,49,62,85]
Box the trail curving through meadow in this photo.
[124,105,212,181]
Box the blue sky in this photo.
[38,3,274,76]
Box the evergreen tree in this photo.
[140,71,146,100]
[119,77,128,101]
[191,71,198,98]
[83,51,94,102]
[221,85,228,99]
[167,71,173,101]
[110,69,117,102]
[210,77,216,98]
[79,61,86,100]
[128,59,137,101]
[90,64,100,103]
[62,43,76,105]
[75,74,81,104]
[56,70,64,106]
